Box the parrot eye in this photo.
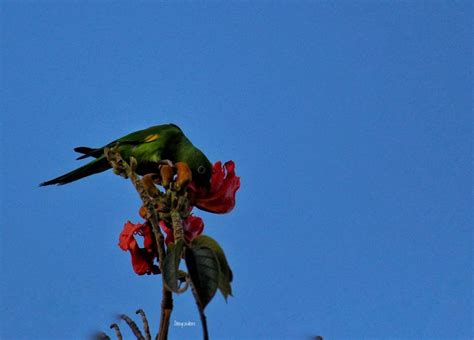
[197,165,206,174]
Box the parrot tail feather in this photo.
[74,146,102,160]
[40,157,110,186]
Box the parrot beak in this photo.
[189,178,211,195]
[196,179,211,193]
[203,180,211,193]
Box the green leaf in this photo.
[185,245,220,309]
[163,240,185,293]
[192,235,233,301]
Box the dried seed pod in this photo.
[160,165,174,188]
[175,162,192,190]
[142,174,160,197]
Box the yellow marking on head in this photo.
[144,134,160,142]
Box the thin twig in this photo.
[94,332,111,340]
[120,314,145,340]
[189,278,209,340]
[136,309,152,340]
[110,324,123,340]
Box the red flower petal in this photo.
[183,216,204,244]
[130,246,159,275]
[160,216,204,245]
[189,160,240,214]
[118,221,159,275]
[119,221,141,251]
[210,161,225,189]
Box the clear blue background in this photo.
[1,2,471,339]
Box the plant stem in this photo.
[157,287,173,340]
[154,218,173,340]
[189,281,209,340]
[104,149,174,340]
[171,210,184,242]
[198,307,209,340]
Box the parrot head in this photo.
[182,146,213,189]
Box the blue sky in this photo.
[1,2,472,339]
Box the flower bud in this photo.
[139,205,148,219]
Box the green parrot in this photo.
[40,123,212,187]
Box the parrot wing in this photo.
[41,124,183,186]
[74,124,181,160]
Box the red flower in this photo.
[159,216,204,245]
[188,161,240,214]
[119,221,160,275]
